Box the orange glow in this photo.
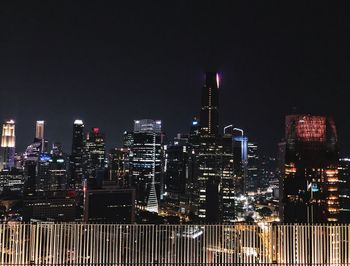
[325,169,338,176]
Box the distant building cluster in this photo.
[0,72,349,224]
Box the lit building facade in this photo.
[23,140,41,194]
[196,72,223,223]
[164,134,192,217]
[338,158,350,222]
[189,117,200,147]
[0,168,25,195]
[247,142,259,192]
[199,72,219,138]
[220,131,235,223]
[130,119,163,212]
[69,120,85,188]
[0,120,15,170]
[280,115,340,223]
[108,148,130,187]
[35,120,46,152]
[232,130,248,195]
[36,153,52,191]
[35,120,44,139]
[85,127,106,178]
[48,151,67,191]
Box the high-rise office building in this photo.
[35,120,44,139]
[108,148,130,187]
[196,72,223,223]
[199,72,219,138]
[338,158,350,222]
[220,129,235,223]
[247,142,259,192]
[69,120,85,188]
[35,120,46,152]
[232,129,248,195]
[123,131,134,148]
[0,168,25,195]
[36,153,52,191]
[23,139,42,194]
[280,115,340,223]
[28,144,67,193]
[0,120,16,170]
[49,146,67,191]
[189,117,200,147]
[85,127,106,178]
[164,134,191,217]
[130,119,163,213]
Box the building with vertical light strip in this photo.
[196,72,223,223]
[199,72,219,138]
[280,114,340,223]
[0,119,16,170]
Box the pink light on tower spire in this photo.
[216,73,220,88]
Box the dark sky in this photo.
[1,2,350,155]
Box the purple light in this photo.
[216,73,220,88]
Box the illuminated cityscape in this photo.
[1,71,350,264]
[1,1,350,265]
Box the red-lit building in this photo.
[280,115,339,223]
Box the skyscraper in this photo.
[108,148,130,187]
[247,142,259,192]
[199,72,219,138]
[23,139,41,194]
[36,120,44,140]
[338,158,350,222]
[0,120,16,170]
[69,119,85,188]
[280,115,340,223]
[164,134,191,217]
[196,72,223,223]
[85,127,106,178]
[232,128,248,195]
[189,117,200,147]
[49,143,67,191]
[220,128,235,223]
[130,119,163,213]
[35,120,46,152]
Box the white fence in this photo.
[0,223,349,265]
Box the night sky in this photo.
[1,2,350,155]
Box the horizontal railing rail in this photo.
[1,224,349,265]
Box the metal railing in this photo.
[0,223,349,265]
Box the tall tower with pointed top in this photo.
[200,72,219,138]
[196,72,223,223]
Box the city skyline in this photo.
[1,2,350,265]
[1,2,350,155]
[1,99,348,157]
